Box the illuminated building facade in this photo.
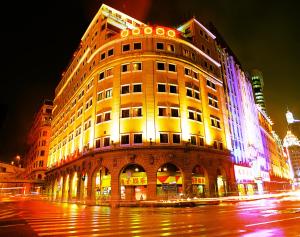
[46,4,236,205]
[258,109,291,191]
[283,131,300,187]
[250,69,267,112]
[24,100,53,192]
[217,44,270,195]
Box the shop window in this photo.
[95,139,101,148]
[190,136,197,145]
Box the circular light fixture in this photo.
[144,27,153,35]
[121,29,129,38]
[132,28,140,35]
[156,27,165,36]
[167,30,176,38]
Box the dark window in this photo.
[186,88,193,97]
[158,108,167,116]
[173,134,180,144]
[156,42,164,50]
[40,150,45,156]
[121,109,130,118]
[190,136,196,145]
[188,111,195,120]
[96,114,102,124]
[133,84,142,92]
[104,137,110,147]
[199,137,204,146]
[101,52,105,60]
[171,108,179,117]
[160,134,169,143]
[104,113,111,121]
[194,91,200,100]
[121,64,129,72]
[95,139,101,148]
[167,44,175,52]
[185,68,190,75]
[99,71,105,80]
[133,62,142,71]
[121,85,130,94]
[133,42,142,50]
[45,109,52,114]
[122,44,130,52]
[213,141,218,149]
[121,135,130,145]
[134,134,143,144]
[133,108,142,117]
[157,62,165,70]
[108,48,114,56]
[196,113,202,122]
[158,84,166,92]
[168,64,176,72]
[219,142,223,150]
[169,85,177,94]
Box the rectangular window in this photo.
[40,150,45,156]
[96,114,102,124]
[207,80,216,90]
[133,84,142,93]
[158,107,167,116]
[208,93,219,108]
[219,142,223,150]
[132,62,142,71]
[106,68,113,77]
[157,83,166,92]
[210,116,221,128]
[171,108,179,117]
[172,134,180,144]
[160,133,169,144]
[104,137,110,147]
[167,44,175,52]
[169,85,177,94]
[134,134,143,144]
[213,141,218,149]
[194,91,200,100]
[121,109,130,118]
[121,64,130,73]
[99,71,105,80]
[199,137,204,146]
[104,112,111,121]
[108,48,114,56]
[122,44,130,52]
[133,42,142,50]
[101,52,105,60]
[184,68,191,76]
[97,91,104,101]
[190,136,196,145]
[95,139,101,148]
[105,89,112,98]
[186,88,193,97]
[157,62,165,71]
[121,135,130,145]
[188,111,195,120]
[196,113,202,122]
[156,42,164,50]
[121,85,130,94]
[133,107,142,117]
[168,64,176,72]
[192,71,199,79]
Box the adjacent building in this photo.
[251,69,267,112]
[24,100,53,193]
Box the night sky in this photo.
[1,0,299,163]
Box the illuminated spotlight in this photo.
[167,30,176,38]
[135,167,139,172]
[156,27,165,36]
[121,29,129,38]
[144,27,153,35]
[132,28,140,35]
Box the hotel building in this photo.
[46,4,236,205]
[46,4,291,205]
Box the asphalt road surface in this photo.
[0,196,300,236]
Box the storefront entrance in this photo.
[95,167,111,202]
[120,164,147,201]
[156,163,182,199]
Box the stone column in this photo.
[87,170,94,204]
[183,172,193,198]
[109,171,120,207]
[146,171,157,201]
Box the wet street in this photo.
[0,196,300,236]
